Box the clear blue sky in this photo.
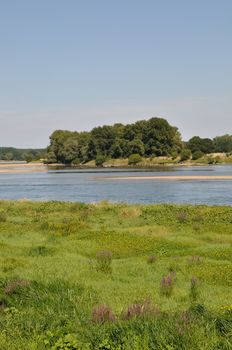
[0,0,231,147]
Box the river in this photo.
[0,164,232,205]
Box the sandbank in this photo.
[105,175,232,181]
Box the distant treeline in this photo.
[0,147,45,162]
[45,117,232,165]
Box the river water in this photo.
[0,165,232,205]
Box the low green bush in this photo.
[128,154,142,165]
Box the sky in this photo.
[0,0,231,148]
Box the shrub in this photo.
[95,155,106,167]
[171,151,178,159]
[71,158,80,166]
[128,154,142,165]
[192,151,204,160]
[207,156,215,164]
[92,304,116,323]
[180,149,192,161]
[96,250,113,273]
[160,274,175,297]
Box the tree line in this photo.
[45,117,232,165]
[0,147,45,162]
[46,118,183,164]
[2,118,230,164]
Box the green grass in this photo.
[0,200,231,349]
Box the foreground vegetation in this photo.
[0,201,231,349]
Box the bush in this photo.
[71,158,80,166]
[180,149,192,161]
[207,156,215,164]
[95,155,106,167]
[192,151,204,160]
[171,151,178,159]
[128,154,142,165]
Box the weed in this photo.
[96,250,113,273]
[190,277,199,301]
[4,279,29,295]
[160,274,175,297]
[147,255,157,264]
[92,305,116,323]
[121,300,160,320]
[177,211,188,223]
[187,256,202,265]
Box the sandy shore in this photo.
[0,163,47,173]
[106,175,232,181]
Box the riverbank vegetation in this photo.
[0,147,45,162]
[0,200,231,349]
[45,117,232,166]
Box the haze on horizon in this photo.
[0,0,231,148]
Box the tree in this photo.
[187,136,214,154]
[46,117,183,164]
[192,150,204,160]
[180,149,192,161]
[128,139,145,156]
[58,139,79,164]
[213,135,232,153]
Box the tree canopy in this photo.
[46,117,183,164]
[0,147,45,162]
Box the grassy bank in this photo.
[48,152,232,168]
[0,201,231,349]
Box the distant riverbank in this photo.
[47,152,232,169]
[1,152,232,174]
[0,162,46,173]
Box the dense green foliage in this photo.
[46,118,183,164]
[128,153,142,165]
[0,147,45,162]
[187,135,232,155]
[0,200,231,349]
[180,149,192,161]
[214,135,232,153]
[187,136,215,154]
[46,117,232,165]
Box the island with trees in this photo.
[44,117,232,167]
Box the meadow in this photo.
[0,200,231,349]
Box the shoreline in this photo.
[0,161,232,174]
[105,175,232,181]
[0,162,47,173]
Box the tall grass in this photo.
[0,200,231,349]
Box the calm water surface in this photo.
[0,165,232,205]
